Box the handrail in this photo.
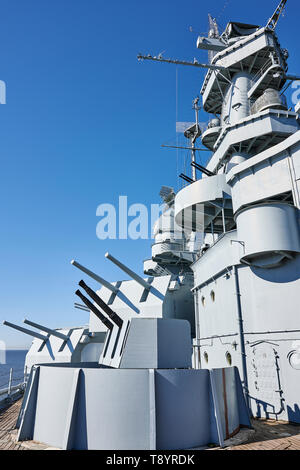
[0,367,28,402]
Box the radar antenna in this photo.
[266,0,287,31]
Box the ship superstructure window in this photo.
[201,296,205,307]
[204,352,209,363]
[210,290,215,302]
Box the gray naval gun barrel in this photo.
[23,318,69,341]
[78,280,123,328]
[2,320,48,341]
[71,260,118,293]
[75,290,114,331]
[105,252,152,290]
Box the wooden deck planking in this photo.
[1,398,300,450]
[0,400,24,451]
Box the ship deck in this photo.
[1,398,300,451]
[0,400,26,450]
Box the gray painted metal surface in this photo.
[3,320,106,373]
[16,319,250,449]
[120,319,192,369]
[17,363,250,450]
[172,7,300,423]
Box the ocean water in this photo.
[0,350,28,390]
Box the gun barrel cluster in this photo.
[79,280,123,328]
[75,289,114,331]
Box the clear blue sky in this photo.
[0,0,298,348]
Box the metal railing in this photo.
[251,58,273,85]
[0,367,28,403]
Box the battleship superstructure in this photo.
[3,0,300,450]
[140,0,300,424]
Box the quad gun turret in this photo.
[2,317,105,372]
[70,251,195,338]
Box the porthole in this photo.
[204,352,209,363]
[210,290,215,302]
[226,352,232,366]
[201,296,205,307]
[288,351,300,370]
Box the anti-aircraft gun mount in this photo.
[71,250,196,338]
[16,316,251,450]
[7,258,251,450]
[3,206,198,375]
[2,318,105,372]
